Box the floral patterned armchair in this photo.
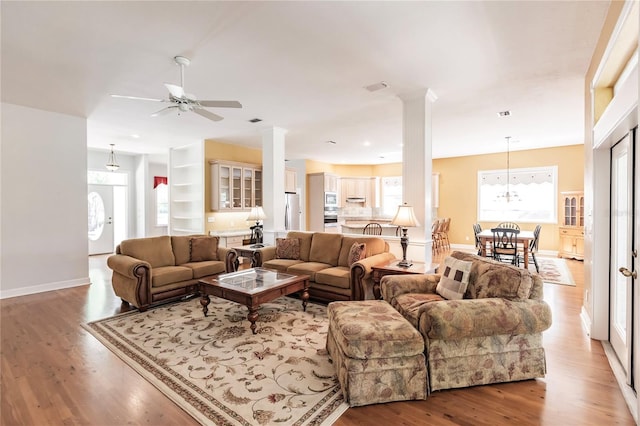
[380,251,552,392]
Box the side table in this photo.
[371,260,439,300]
[234,244,266,269]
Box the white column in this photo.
[398,89,437,265]
[261,126,287,243]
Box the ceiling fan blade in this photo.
[164,83,185,99]
[193,108,224,122]
[111,94,163,102]
[151,105,178,117]
[198,100,242,108]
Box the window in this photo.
[154,176,169,226]
[477,166,557,223]
[381,177,403,217]
[155,183,168,226]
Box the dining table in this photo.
[477,229,535,269]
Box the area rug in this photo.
[530,257,576,286]
[83,296,348,426]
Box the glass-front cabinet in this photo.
[558,191,584,260]
[210,160,262,211]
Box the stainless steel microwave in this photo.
[324,192,337,206]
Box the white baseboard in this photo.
[580,306,592,337]
[0,277,90,299]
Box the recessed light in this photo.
[249,118,262,123]
[497,110,511,117]
[130,134,140,139]
[363,141,371,146]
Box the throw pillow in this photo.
[436,256,472,300]
[348,242,367,266]
[275,238,300,260]
[189,236,219,262]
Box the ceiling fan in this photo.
[111,56,242,122]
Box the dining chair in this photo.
[440,218,451,250]
[498,221,520,230]
[472,223,484,256]
[491,227,520,266]
[363,222,383,235]
[526,224,542,272]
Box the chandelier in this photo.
[106,144,120,171]
[496,136,519,203]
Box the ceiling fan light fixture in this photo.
[106,144,120,171]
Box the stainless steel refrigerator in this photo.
[285,193,301,230]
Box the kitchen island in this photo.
[341,222,399,236]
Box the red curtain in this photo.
[153,176,168,189]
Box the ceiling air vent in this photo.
[249,118,262,123]
[365,81,389,92]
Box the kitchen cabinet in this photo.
[324,173,339,193]
[285,168,297,193]
[210,160,261,211]
[341,177,378,208]
[309,172,338,232]
[169,142,205,235]
[558,191,584,260]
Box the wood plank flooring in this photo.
[0,252,634,425]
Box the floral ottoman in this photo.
[326,300,427,407]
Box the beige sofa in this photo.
[254,231,395,302]
[380,251,552,392]
[107,235,237,311]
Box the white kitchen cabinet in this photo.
[285,168,297,193]
[210,160,262,211]
[341,177,377,207]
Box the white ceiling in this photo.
[1,1,610,164]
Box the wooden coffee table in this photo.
[198,268,310,334]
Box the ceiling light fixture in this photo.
[249,118,262,123]
[106,144,120,171]
[326,140,337,145]
[497,110,511,117]
[496,136,520,203]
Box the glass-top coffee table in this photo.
[198,268,310,334]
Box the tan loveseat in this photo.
[380,251,552,392]
[254,231,395,302]
[107,235,237,311]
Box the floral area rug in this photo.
[530,257,576,286]
[83,296,348,426]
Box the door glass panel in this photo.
[613,151,629,342]
[88,191,105,241]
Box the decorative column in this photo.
[398,89,437,265]
[261,126,287,243]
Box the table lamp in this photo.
[247,206,266,247]
[391,203,420,267]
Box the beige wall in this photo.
[434,144,584,252]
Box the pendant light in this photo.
[106,144,120,171]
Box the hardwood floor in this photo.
[0,252,635,425]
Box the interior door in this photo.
[609,131,635,385]
[88,185,114,255]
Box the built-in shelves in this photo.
[169,143,205,236]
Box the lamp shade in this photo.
[247,206,266,222]
[391,203,420,227]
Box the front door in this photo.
[609,130,636,387]
[88,185,114,255]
